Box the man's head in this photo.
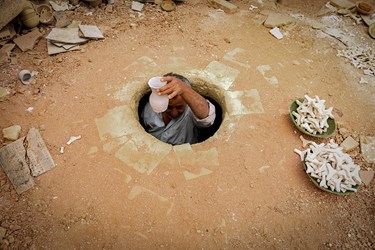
[162,73,191,120]
[163,72,192,87]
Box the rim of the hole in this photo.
[134,77,228,144]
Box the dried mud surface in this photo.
[1,0,375,249]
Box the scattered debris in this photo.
[49,0,70,11]
[359,76,369,84]
[18,69,37,85]
[340,136,359,152]
[0,138,34,194]
[131,1,144,12]
[45,25,103,55]
[46,27,88,44]
[269,27,283,39]
[60,146,64,154]
[0,24,16,43]
[0,87,10,100]
[0,128,56,194]
[249,5,258,11]
[0,43,15,65]
[337,47,375,76]
[79,24,104,39]
[369,23,375,39]
[330,0,356,10]
[360,136,375,163]
[54,11,72,28]
[211,0,238,14]
[67,135,81,145]
[2,125,22,141]
[361,14,375,26]
[321,27,352,46]
[13,29,43,52]
[26,107,34,112]
[47,40,80,55]
[263,13,294,28]
[359,170,374,186]
[0,0,25,30]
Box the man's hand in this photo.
[157,76,187,99]
[157,76,210,119]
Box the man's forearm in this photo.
[181,86,209,119]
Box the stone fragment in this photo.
[340,136,359,151]
[49,1,69,11]
[0,87,10,99]
[13,29,43,52]
[211,0,238,14]
[79,25,104,39]
[263,13,294,28]
[2,125,21,141]
[330,0,355,10]
[360,136,375,163]
[361,14,375,26]
[359,170,374,186]
[53,12,72,28]
[339,127,350,138]
[0,24,16,42]
[46,28,88,44]
[0,227,6,239]
[131,1,144,12]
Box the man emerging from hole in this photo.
[141,73,216,145]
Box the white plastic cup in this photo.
[148,76,169,113]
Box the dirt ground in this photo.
[1,0,375,249]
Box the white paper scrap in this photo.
[270,27,283,40]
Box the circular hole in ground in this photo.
[137,77,226,145]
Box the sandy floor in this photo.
[1,0,375,249]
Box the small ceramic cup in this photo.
[18,70,32,85]
[148,76,169,113]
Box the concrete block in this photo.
[0,0,26,30]
[211,0,238,14]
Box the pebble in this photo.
[2,125,22,141]
[9,225,21,231]
[0,227,6,239]
[8,236,14,244]
[1,222,9,229]
[39,125,46,132]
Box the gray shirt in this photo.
[141,101,216,145]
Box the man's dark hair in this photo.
[163,72,192,88]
